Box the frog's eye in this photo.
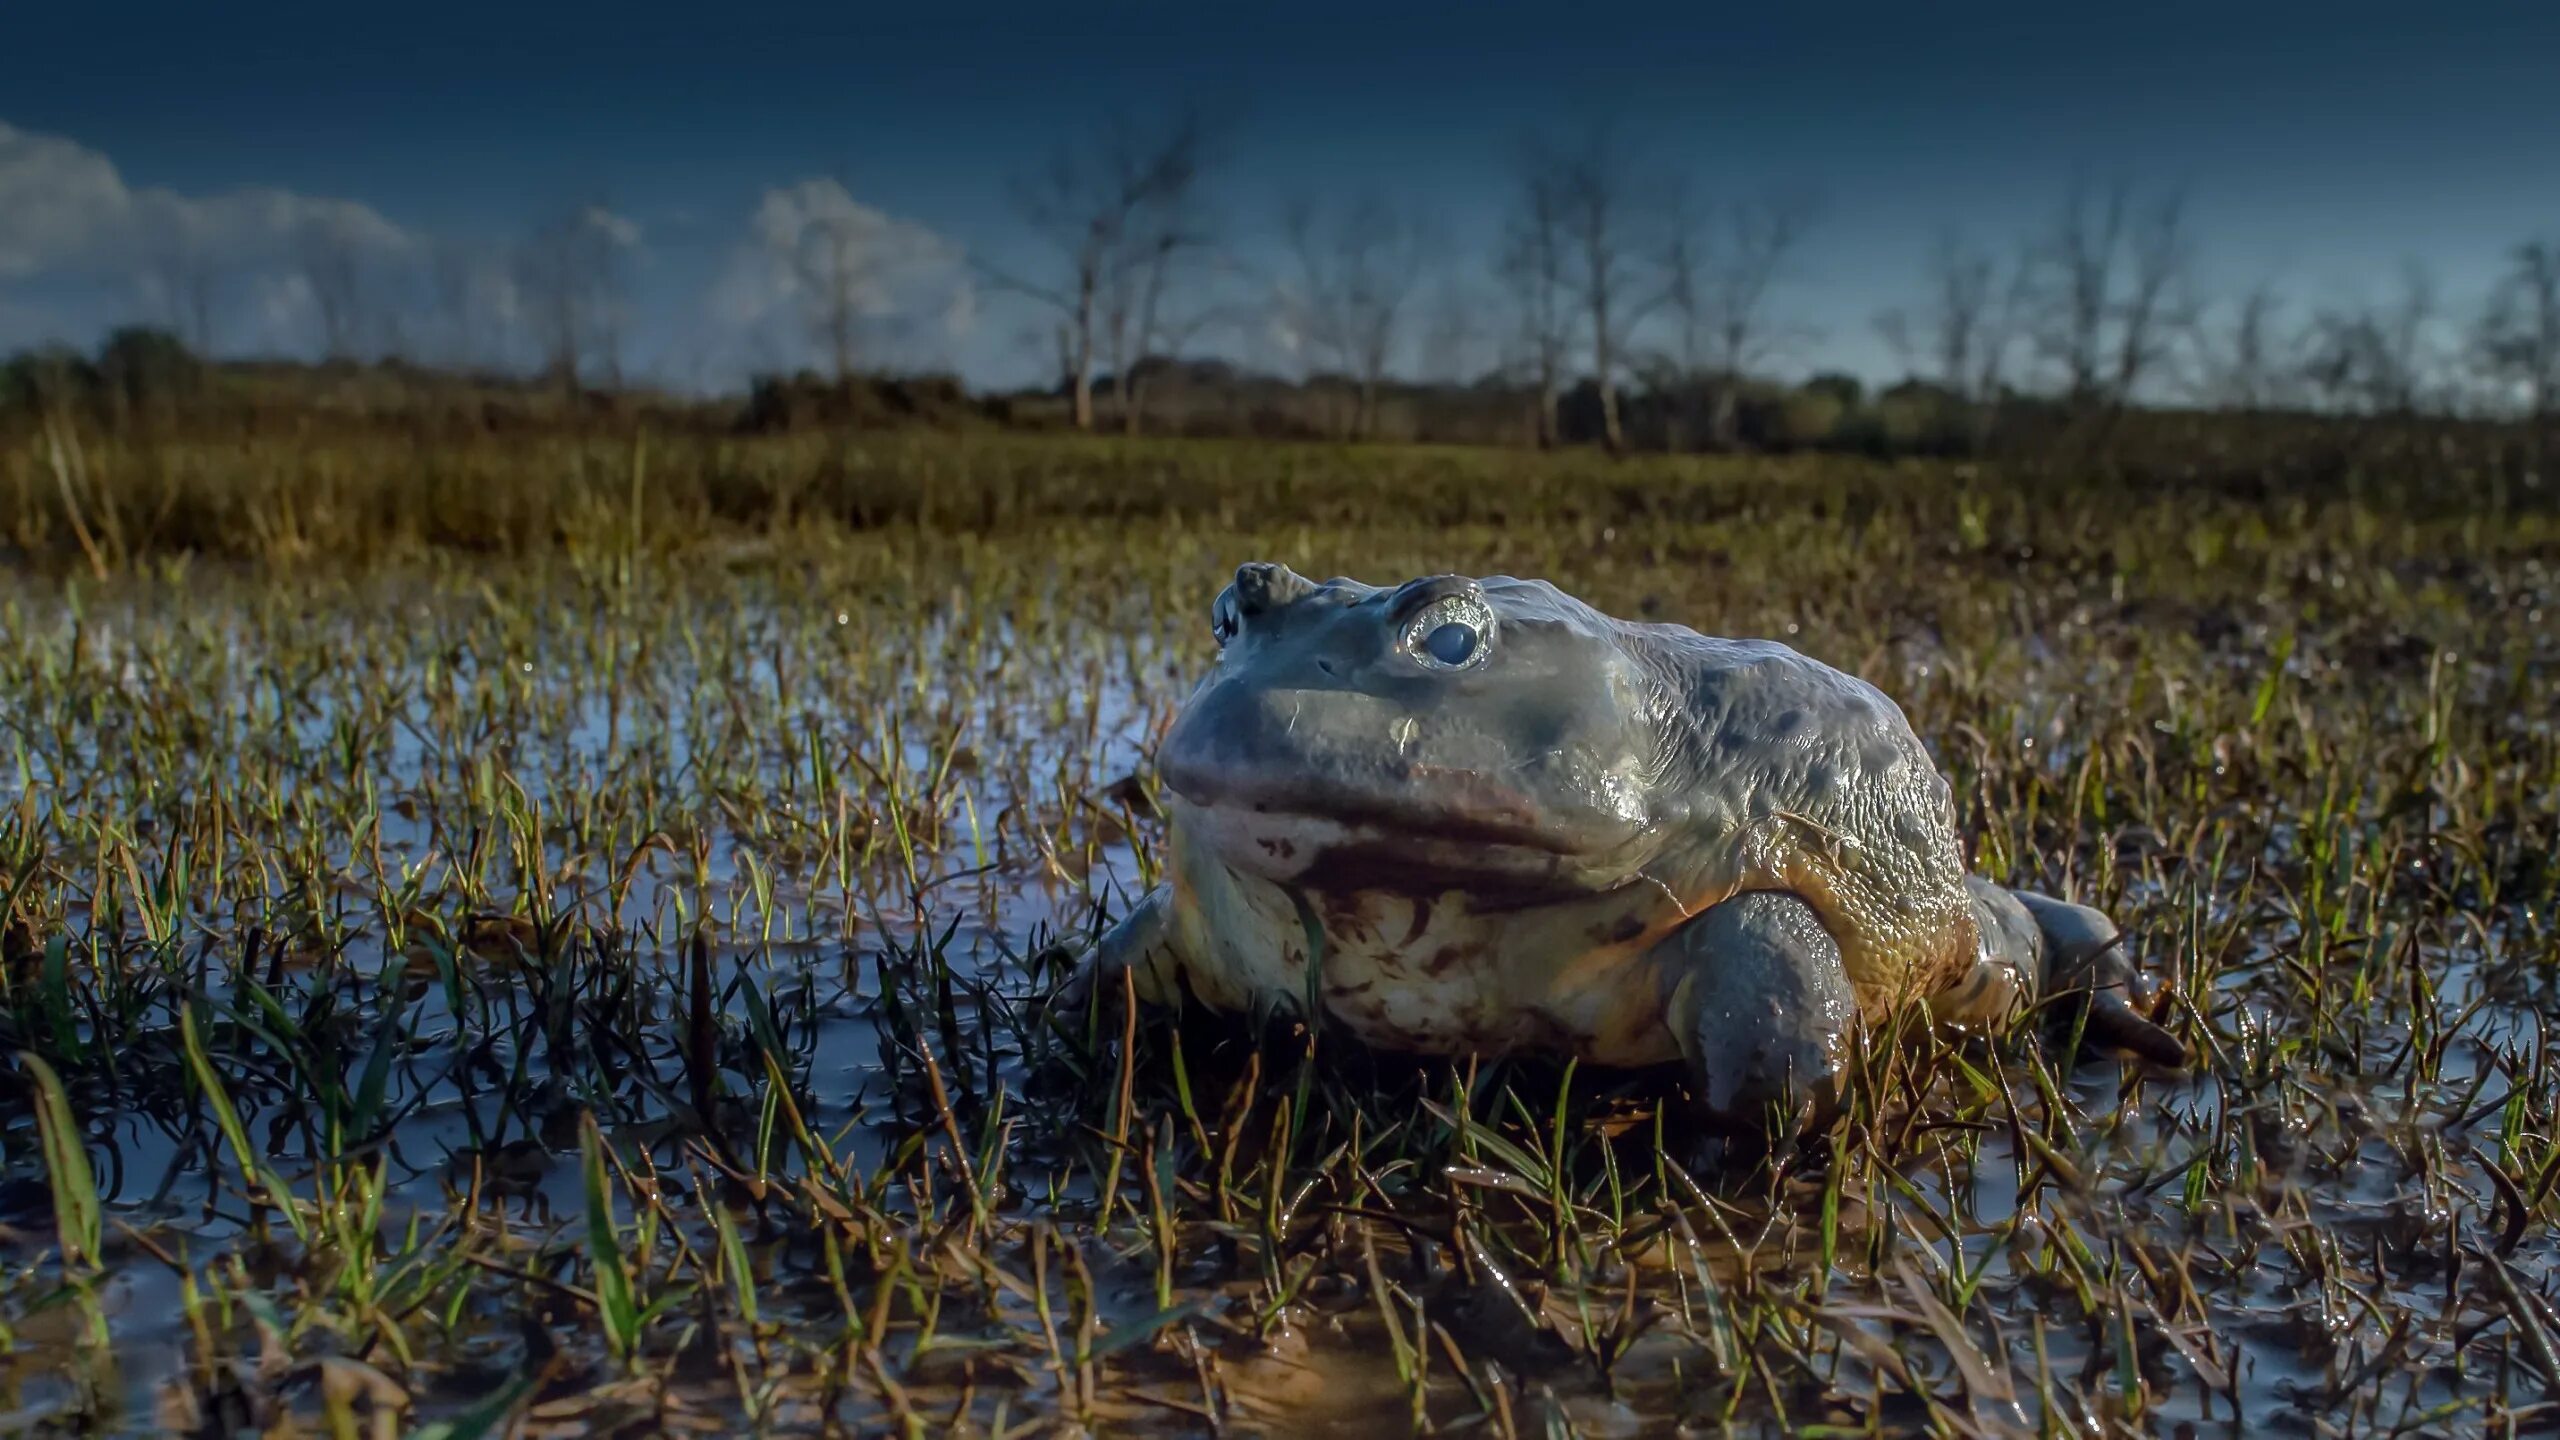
[1211,589,1241,647]
[1403,594,1495,672]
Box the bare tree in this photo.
[1116,300,1239,435]
[430,241,496,370]
[2188,282,2289,410]
[746,178,944,390]
[1279,194,1433,438]
[2110,192,2193,400]
[517,204,633,392]
[2476,240,2560,424]
[2026,176,2195,408]
[1662,189,1820,447]
[1497,170,1574,446]
[298,221,371,361]
[1875,230,2033,449]
[1527,129,1653,451]
[1104,229,1176,430]
[1101,192,1222,435]
[518,215,587,389]
[2302,261,2440,415]
[148,229,224,354]
[985,108,1218,431]
[800,200,889,387]
[2032,179,2119,400]
[1417,276,1497,385]
[1878,230,2009,399]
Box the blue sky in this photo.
[4,1,2555,391]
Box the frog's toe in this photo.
[2007,889,2188,1068]
[1038,945,1099,1022]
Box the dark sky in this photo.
[4,1,2554,388]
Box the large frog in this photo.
[1062,563,2183,1131]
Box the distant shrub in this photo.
[1770,387,1849,450]
[737,372,987,433]
[0,345,101,416]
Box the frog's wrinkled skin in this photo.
[1064,562,2184,1132]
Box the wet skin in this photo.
[1068,562,2184,1132]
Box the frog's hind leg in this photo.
[1662,891,1859,1137]
[1954,877,2186,1066]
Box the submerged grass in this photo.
[0,433,2552,1435]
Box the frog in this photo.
[1058,562,2183,1133]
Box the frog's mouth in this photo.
[1160,768,1650,899]
[1153,645,1663,897]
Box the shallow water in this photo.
[1,512,2555,1435]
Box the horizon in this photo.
[5,3,2557,404]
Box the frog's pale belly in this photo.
[1153,821,1694,1065]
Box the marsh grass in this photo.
[0,431,2551,1435]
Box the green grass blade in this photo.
[18,1050,101,1271]
[180,1004,309,1243]
[580,1115,642,1365]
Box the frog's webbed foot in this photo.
[1959,877,2186,1067]
[1663,891,1858,1140]
[1040,886,1177,1030]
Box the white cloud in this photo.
[0,123,132,279]
[0,117,451,358]
[247,272,317,350]
[0,119,418,280]
[938,280,977,342]
[709,178,972,371]
[0,119,661,367]
[578,204,643,252]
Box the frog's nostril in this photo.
[1233,562,1314,618]
[1233,565,1279,616]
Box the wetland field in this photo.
[0,432,2554,1437]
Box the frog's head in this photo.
[1159,562,1678,898]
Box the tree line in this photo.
[6,109,2558,456]
[966,110,2558,448]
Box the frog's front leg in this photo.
[1659,891,1859,1137]
[1049,885,1186,1020]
